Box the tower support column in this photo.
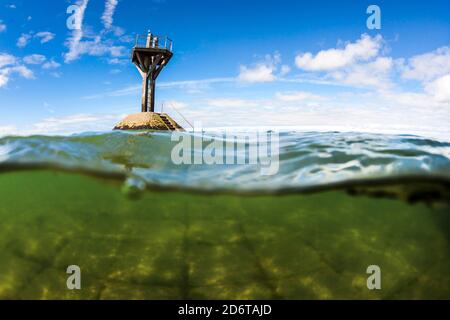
[141,73,149,112]
[149,78,156,112]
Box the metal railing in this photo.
[134,34,173,52]
[161,101,194,130]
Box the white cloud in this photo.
[0,53,16,68]
[0,125,17,137]
[82,77,234,99]
[31,113,123,135]
[111,26,125,37]
[280,65,290,76]
[0,53,34,87]
[42,60,61,69]
[107,57,126,65]
[23,54,47,65]
[0,73,9,87]
[10,65,34,78]
[238,64,276,83]
[293,34,395,89]
[401,47,450,82]
[164,100,188,110]
[65,0,127,63]
[15,31,55,48]
[0,113,123,137]
[102,0,119,29]
[160,77,235,90]
[69,37,126,60]
[0,21,6,33]
[275,91,325,102]
[0,64,34,87]
[16,33,31,48]
[205,98,259,108]
[238,53,283,83]
[295,34,382,71]
[174,88,450,140]
[425,74,450,103]
[37,114,104,125]
[35,31,55,44]
[77,37,449,141]
[83,85,139,99]
[65,32,126,63]
[109,69,121,74]
[50,71,62,78]
[83,74,356,101]
[64,0,90,62]
[330,56,394,89]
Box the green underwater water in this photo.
[0,130,449,299]
[0,170,448,300]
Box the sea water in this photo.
[0,130,448,299]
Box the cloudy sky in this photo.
[0,0,449,138]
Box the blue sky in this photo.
[0,0,449,138]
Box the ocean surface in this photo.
[0,130,449,299]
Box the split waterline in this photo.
[0,130,448,299]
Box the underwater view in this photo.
[0,130,449,300]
